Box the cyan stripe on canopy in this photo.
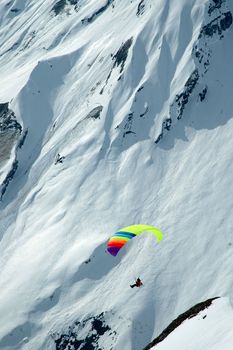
[113,231,136,238]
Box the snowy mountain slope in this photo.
[147,297,233,350]
[0,0,233,349]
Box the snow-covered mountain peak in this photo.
[0,0,233,349]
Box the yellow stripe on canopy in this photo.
[118,224,163,241]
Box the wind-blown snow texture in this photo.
[0,0,233,349]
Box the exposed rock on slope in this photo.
[144,297,220,349]
[155,0,232,144]
[52,312,117,350]
[0,103,22,198]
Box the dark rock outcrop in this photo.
[100,37,133,94]
[199,11,232,38]
[85,106,103,120]
[0,103,21,133]
[81,0,114,24]
[51,0,80,16]
[175,69,199,120]
[136,0,146,16]
[112,37,133,73]
[0,103,23,199]
[155,0,232,145]
[52,313,117,350]
[208,0,224,15]
[155,69,199,144]
[199,86,208,102]
[0,160,18,199]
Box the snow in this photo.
[153,297,233,350]
[0,0,233,349]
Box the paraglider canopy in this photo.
[107,224,163,256]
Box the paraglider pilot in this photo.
[55,153,65,165]
[130,277,143,288]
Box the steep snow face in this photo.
[0,0,233,349]
[150,298,233,350]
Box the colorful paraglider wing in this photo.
[107,224,163,256]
